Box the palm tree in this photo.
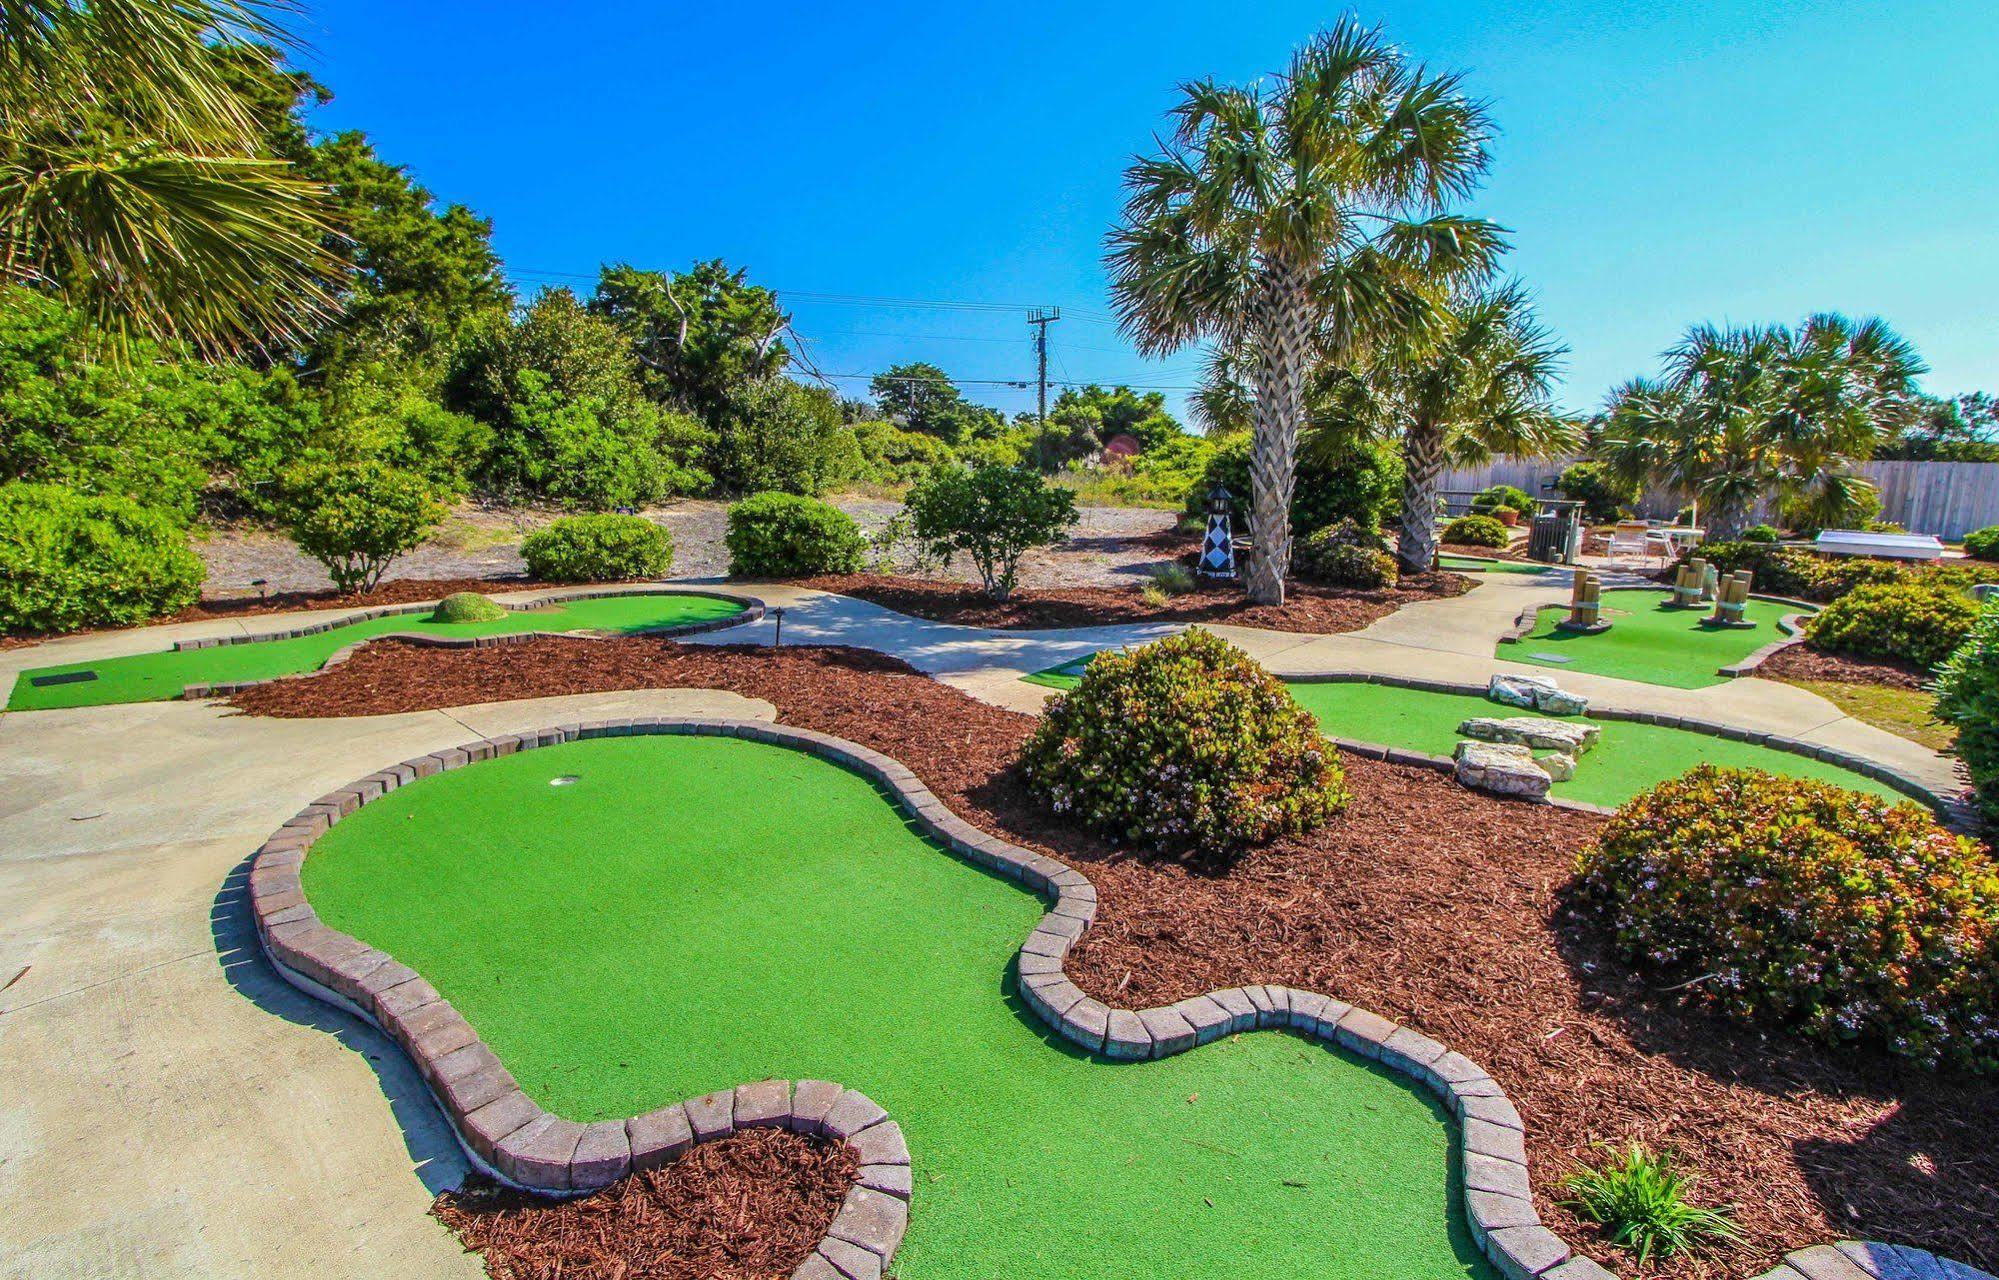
[1106,20,1500,605]
[0,0,337,353]
[1387,281,1571,572]
[1599,315,1923,538]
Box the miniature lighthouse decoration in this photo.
[1199,485,1236,579]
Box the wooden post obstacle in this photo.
[1671,557,1718,608]
[1557,568,1611,633]
[1707,569,1755,628]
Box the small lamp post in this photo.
[1198,485,1237,579]
[771,607,785,647]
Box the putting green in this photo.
[6,593,746,712]
[1284,681,1904,808]
[304,735,1492,1280]
[1439,556,1555,576]
[1508,589,1804,689]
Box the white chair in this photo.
[1605,521,1657,565]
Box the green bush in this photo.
[1019,629,1348,862]
[520,513,673,582]
[430,591,506,623]
[851,420,956,487]
[1576,766,1999,1070]
[1688,542,1999,604]
[1804,581,1982,670]
[1186,434,1400,538]
[1560,1144,1742,1264]
[278,460,444,595]
[1296,521,1397,588]
[906,465,1078,600]
[1739,524,1782,543]
[1935,600,1999,827]
[1470,484,1533,517]
[1556,461,1638,523]
[1962,525,1999,561]
[0,483,204,632]
[1441,514,1509,548]
[724,491,865,577]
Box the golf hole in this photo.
[550,775,581,787]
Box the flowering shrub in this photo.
[1442,514,1509,548]
[1576,766,1999,1071]
[1935,600,1999,827]
[1019,628,1348,862]
[1804,581,1981,670]
[1296,519,1397,588]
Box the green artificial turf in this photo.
[305,736,1492,1280]
[6,593,745,711]
[1439,556,1556,576]
[1508,589,1805,689]
[1284,681,1904,808]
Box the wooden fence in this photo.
[1436,455,1999,539]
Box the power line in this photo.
[503,266,1125,324]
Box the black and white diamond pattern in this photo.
[1200,513,1235,578]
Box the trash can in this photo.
[1527,505,1580,564]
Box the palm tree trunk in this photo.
[1705,498,1749,541]
[1246,267,1311,606]
[1397,418,1445,574]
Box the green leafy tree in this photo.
[0,482,204,631]
[1600,315,1924,538]
[1877,393,1999,462]
[906,464,1079,600]
[277,459,442,593]
[591,260,789,423]
[1382,282,1572,572]
[1107,20,1502,604]
[711,377,854,496]
[869,362,1003,445]
[1044,384,1184,462]
[0,0,339,352]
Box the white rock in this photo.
[1540,751,1577,782]
[1534,686,1591,716]
[1453,740,1552,800]
[1487,673,1558,710]
[1456,716,1599,755]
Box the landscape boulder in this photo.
[1487,672,1590,716]
[1457,716,1599,756]
[1452,740,1552,800]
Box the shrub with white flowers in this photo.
[1018,628,1348,863]
[1576,766,1999,1071]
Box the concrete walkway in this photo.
[0,572,1964,1277]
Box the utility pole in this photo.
[1028,307,1059,469]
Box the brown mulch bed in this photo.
[792,570,1472,634]
[1438,540,1535,563]
[0,576,577,652]
[232,639,1999,1277]
[432,1128,857,1280]
[1756,644,1934,691]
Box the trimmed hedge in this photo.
[1442,513,1509,548]
[1688,540,1999,604]
[1962,525,1999,562]
[725,491,864,577]
[1936,600,1999,827]
[0,483,203,632]
[1296,520,1397,588]
[1577,766,1999,1071]
[1739,524,1782,543]
[1019,629,1348,863]
[430,591,506,623]
[521,513,673,582]
[1471,484,1533,517]
[1804,581,1982,671]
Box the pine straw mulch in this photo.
[791,570,1472,634]
[1755,644,1935,692]
[432,1128,857,1280]
[0,576,578,652]
[230,639,1999,1278]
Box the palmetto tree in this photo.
[1599,315,1923,539]
[1107,20,1501,605]
[1387,280,1571,572]
[0,0,337,353]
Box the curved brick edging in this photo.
[179,588,763,700]
[1717,612,1814,678]
[1287,671,1969,824]
[247,719,1990,1280]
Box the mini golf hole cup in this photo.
[550,775,581,788]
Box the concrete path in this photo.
[0,571,1964,1277]
[0,687,773,1280]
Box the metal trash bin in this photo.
[1527,501,1582,564]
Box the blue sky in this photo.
[299,0,1997,425]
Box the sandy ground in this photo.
[195,499,1184,598]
